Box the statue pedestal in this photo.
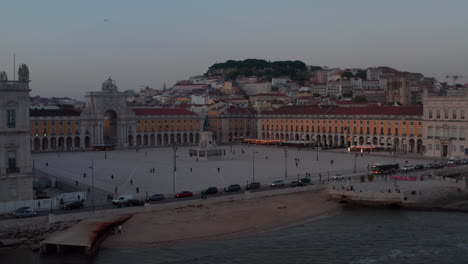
[189,131,223,160]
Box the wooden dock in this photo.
[40,215,131,257]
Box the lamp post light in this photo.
[89,160,95,212]
[173,143,178,195]
[284,148,288,179]
[353,154,358,173]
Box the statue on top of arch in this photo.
[102,76,118,92]
[18,64,29,82]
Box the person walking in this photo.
[118,225,122,234]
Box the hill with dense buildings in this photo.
[206,59,310,82]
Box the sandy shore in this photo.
[102,189,340,248]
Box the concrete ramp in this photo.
[40,215,131,257]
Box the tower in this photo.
[0,64,33,201]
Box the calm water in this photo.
[2,209,468,264]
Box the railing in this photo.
[6,168,20,174]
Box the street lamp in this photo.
[316,142,319,161]
[284,148,288,179]
[353,154,358,173]
[252,142,255,182]
[89,160,95,212]
[172,143,178,195]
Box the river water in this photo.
[2,208,468,264]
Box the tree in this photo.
[355,70,367,80]
[341,71,354,79]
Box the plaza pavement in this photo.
[32,145,432,198]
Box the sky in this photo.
[1,0,467,100]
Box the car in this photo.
[290,181,305,187]
[332,174,344,180]
[425,163,434,168]
[246,182,261,190]
[174,191,193,198]
[118,199,144,207]
[112,194,134,205]
[224,184,241,192]
[201,187,219,195]
[62,200,83,210]
[270,180,285,187]
[402,165,415,172]
[414,164,425,170]
[439,162,448,168]
[12,207,36,218]
[299,178,311,184]
[146,194,165,201]
[431,163,442,169]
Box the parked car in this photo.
[290,181,305,187]
[118,199,144,207]
[201,187,219,195]
[246,182,261,190]
[12,207,36,218]
[414,164,425,170]
[270,180,285,187]
[62,200,84,210]
[425,163,434,168]
[402,165,415,172]
[299,178,311,184]
[332,174,344,180]
[439,162,448,168]
[224,184,241,192]
[146,194,165,201]
[431,163,442,169]
[112,194,134,205]
[174,191,193,198]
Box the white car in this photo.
[402,165,415,172]
[332,174,344,180]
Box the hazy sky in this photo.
[1,0,467,100]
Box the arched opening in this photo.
[164,134,169,145]
[195,133,199,143]
[189,133,193,144]
[143,134,148,145]
[359,136,364,145]
[85,136,91,148]
[417,139,423,153]
[170,134,175,144]
[183,133,188,144]
[51,137,57,150]
[150,134,155,146]
[372,137,378,146]
[34,138,40,151]
[42,137,49,150]
[103,110,118,146]
[157,134,162,145]
[128,135,133,147]
[136,135,142,146]
[177,133,182,144]
[58,137,65,150]
[409,139,415,153]
[74,137,80,148]
[66,137,73,150]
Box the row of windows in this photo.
[427,144,466,153]
[34,121,80,126]
[427,127,465,138]
[264,119,421,126]
[428,110,466,120]
[262,124,422,136]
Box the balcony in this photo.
[6,167,20,174]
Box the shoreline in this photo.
[101,189,341,249]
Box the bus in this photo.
[370,163,399,174]
[92,144,115,151]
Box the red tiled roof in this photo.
[262,105,423,116]
[263,106,329,115]
[221,107,257,116]
[255,93,288,97]
[131,108,198,116]
[30,109,81,117]
[327,106,423,116]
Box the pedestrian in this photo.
[83,172,86,178]
[130,180,133,185]
[136,187,139,193]
[118,225,122,234]
[115,187,118,194]
[190,167,192,173]
[37,201,41,209]
[217,168,220,173]
[78,195,81,200]
[111,174,114,180]
[46,162,48,167]
[266,156,268,160]
[87,187,90,193]
[153,168,155,173]
[75,180,78,186]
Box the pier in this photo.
[40,215,131,257]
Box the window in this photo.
[452,145,456,152]
[436,144,440,151]
[461,129,465,139]
[7,110,15,128]
[453,110,457,119]
[444,110,449,119]
[443,126,449,137]
[462,110,465,119]
[8,151,16,170]
[461,146,465,152]
[9,184,17,197]
[428,144,432,150]
[451,128,457,138]
[428,127,433,137]
[437,110,440,119]
[435,127,440,137]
